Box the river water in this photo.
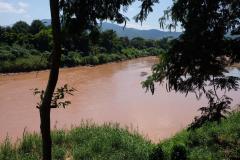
[0,56,240,142]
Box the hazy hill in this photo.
[41,19,181,40]
[100,22,181,39]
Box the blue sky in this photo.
[0,0,173,30]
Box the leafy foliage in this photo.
[189,91,232,130]
[30,20,46,35]
[134,0,160,23]
[0,20,169,73]
[149,144,164,160]
[33,84,76,109]
[32,29,52,51]
[142,0,240,128]
[170,144,187,160]
[12,21,30,34]
[59,0,135,33]
[161,111,240,159]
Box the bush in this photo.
[122,48,139,59]
[63,51,82,67]
[145,48,166,56]
[149,144,164,160]
[97,54,111,64]
[171,144,187,160]
[30,49,41,55]
[11,44,31,58]
[0,50,15,61]
[81,55,99,65]
[109,53,123,61]
[0,55,48,73]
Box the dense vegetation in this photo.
[142,0,240,131]
[0,20,170,73]
[161,111,240,160]
[0,123,154,160]
[1,111,240,160]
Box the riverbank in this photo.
[0,56,158,77]
[0,46,162,73]
[1,111,240,159]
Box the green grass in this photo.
[1,112,240,160]
[0,123,153,160]
[0,55,49,73]
[160,111,240,160]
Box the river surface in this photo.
[0,56,240,142]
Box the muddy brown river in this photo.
[0,57,240,142]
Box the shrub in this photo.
[145,48,166,56]
[11,45,31,58]
[109,54,123,61]
[0,50,15,61]
[189,92,232,130]
[122,48,138,59]
[171,144,187,160]
[97,54,111,64]
[63,51,82,67]
[81,56,99,65]
[30,49,41,55]
[149,144,164,160]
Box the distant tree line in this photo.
[0,20,171,73]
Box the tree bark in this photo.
[40,0,61,159]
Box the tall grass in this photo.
[0,123,153,160]
[1,112,240,159]
[160,111,240,160]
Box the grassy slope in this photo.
[0,123,153,160]
[160,111,240,160]
[1,112,240,160]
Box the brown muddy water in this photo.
[0,56,240,142]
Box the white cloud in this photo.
[0,1,29,14]
[18,2,29,8]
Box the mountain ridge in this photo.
[41,19,181,40]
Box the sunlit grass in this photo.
[1,112,240,159]
[0,123,153,160]
[160,111,240,159]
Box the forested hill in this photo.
[41,19,181,40]
[100,22,181,39]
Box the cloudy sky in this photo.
[0,0,173,30]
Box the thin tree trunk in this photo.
[40,0,61,159]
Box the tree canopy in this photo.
[12,21,30,34]
[144,0,240,94]
[142,0,240,126]
[30,20,46,35]
[59,0,134,33]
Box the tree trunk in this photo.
[40,0,61,159]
